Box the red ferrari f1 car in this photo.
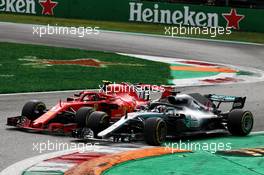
[7,82,175,135]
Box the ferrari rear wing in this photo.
[206,94,246,109]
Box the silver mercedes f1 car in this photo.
[77,93,254,146]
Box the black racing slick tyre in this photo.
[21,100,46,120]
[227,109,254,136]
[76,107,94,127]
[86,111,110,137]
[144,117,167,146]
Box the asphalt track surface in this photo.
[0,22,264,171]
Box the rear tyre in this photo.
[86,111,110,138]
[144,117,167,146]
[227,109,254,136]
[76,107,94,127]
[21,100,46,120]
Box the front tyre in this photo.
[144,117,167,146]
[76,107,94,127]
[86,111,110,138]
[227,109,254,136]
[21,100,46,120]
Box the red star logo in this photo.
[39,0,58,15]
[222,9,245,30]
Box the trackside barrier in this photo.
[0,0,263,32]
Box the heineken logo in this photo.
[222,8,245,30]
[129,2,245,29]
[0,0,36,14]
[39,0,58,15]
[0,0,58,15]
[129,2,219,27]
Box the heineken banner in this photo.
[0,0,263,32]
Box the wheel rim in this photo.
[157,121,167,144]
[242,113,253,133]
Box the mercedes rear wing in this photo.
[206,94,246,109]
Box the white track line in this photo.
[0,149,76,175]
[251,131,264,135]
[1,132,263,175]
[101,29,264,46]
[0,22,262,46]
[0,144,151,175]
[120,53,264,86]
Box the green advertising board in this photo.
[0,0,263,32]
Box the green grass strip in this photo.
[0,42,170,93]
[104,134,264,175]
[171,70,218,79]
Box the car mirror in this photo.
[67,97,74,102]
[74,93,81,97]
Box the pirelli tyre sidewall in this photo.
[227,109,254,136]
[144,117,167,146]
[86,111,110,137]
[75,107,95,127]
[21,100,46,120]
